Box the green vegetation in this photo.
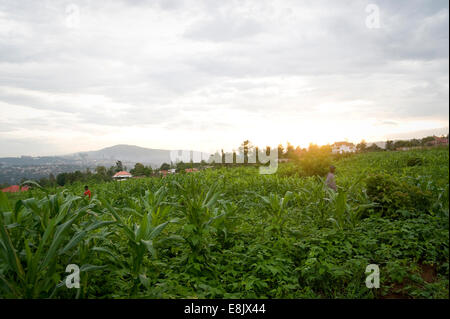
[0,147,448,298]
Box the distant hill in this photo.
[0,144,211,184]
[0,144,211,168]
[386,127,449,140]
[66,144,173,167]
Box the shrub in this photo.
[277,163,302,178]
[297,151,331,177]
[407,157,423,167]
[365,173,432,218]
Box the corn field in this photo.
[0,147,448,298]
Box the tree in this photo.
[356,140,367,152]
[298,144,332,177]
[131,163,146,176]
[394,140,409,149]
[49,173,56,186]
[277,144,285,159]
[385,140,395,151]
[73,170,83,182]
[107,166,116,177]
[115,161,124,172]
[160,163,170,171]
[285,142,295,159]
[176,161,187,171]
[96,166,107,176]
[407,139,419,147]
[421,136,435,146]
[366,143,382,152]
[39,177,50,187]
[221,149,225,164]
[294,146,305,159]
[239,140,254,164]
[56,173,66,186]
[308,143,320,152]
[144,165,153,176]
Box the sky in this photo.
[0,0,448,157]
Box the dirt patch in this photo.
[380,282,410,299]
[419,263,437,283]
[380,263,439,299]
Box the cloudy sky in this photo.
[0,0,448,156]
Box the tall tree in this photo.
[144,166,153,176]
[131,163,146,176]
[239,140,254,164]
[385,140,395,151]
[160,163,170,170]
[96,166,107,176]
[49,173,56,186]
[56,173,66,186]
[285,142,295,159]
[277,144,285,159]
[115,161,124,172]
[356,140,367,152]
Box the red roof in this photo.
[113,171,132,177]
[433,136,449,144]
[2,185,30,193]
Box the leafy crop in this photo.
[0,147,448,298]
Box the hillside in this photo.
[67,144,174,166]
[0,144,210,184]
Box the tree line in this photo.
[13,134,448,188]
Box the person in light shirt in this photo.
[326,166,337,191]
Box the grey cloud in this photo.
[0,136,65,157]
[184,15,263,42]
[121,0,184,10]
[380,120,398,126]
[0,0,448,155]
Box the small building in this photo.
[159,170,168,176]
[430,136,449,146]
[332,142,356,154]
[159,169,176,177]
[112,171,133,181]
[185,168,199,173]
[2,185,30,193]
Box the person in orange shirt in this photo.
[84,185,92,199]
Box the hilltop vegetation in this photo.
[0,147,448,298]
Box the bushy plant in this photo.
[407,157,424,167]
[297,150,332,177]
[365,173,432,218]
[277,163,302,178]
